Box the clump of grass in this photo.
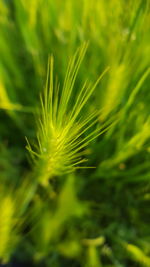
[0,0,150,266]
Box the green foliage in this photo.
[0,0,150,266]
[123,243,150,267]
[0,186,23,264]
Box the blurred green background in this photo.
[0,0,150,266]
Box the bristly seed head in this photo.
[26,43,110,185]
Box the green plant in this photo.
[0,0,150,266]
[27,43,111,186]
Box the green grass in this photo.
[0,0,150,266]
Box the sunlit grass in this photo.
[0,0,150,266]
